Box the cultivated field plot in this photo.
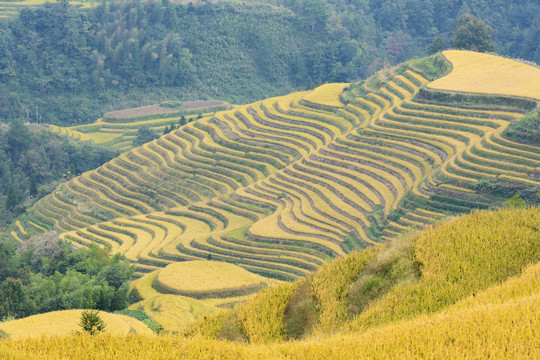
[49,100,230,152]
[429,50,540,100]
[128,261,277,331]
[0,0,93,18]
[16,51,540,306]
[0,309,153,338]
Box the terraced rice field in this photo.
[19,51,540,289]
[128,262,277,331]
[49,100,230,152]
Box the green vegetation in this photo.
[78,309,106,335]
[451,14,495,52]
[0,0,538,126]
[0,233,133,320]
[503,107,540,146]
[0,120,117,226]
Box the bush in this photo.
[78,309,106,335]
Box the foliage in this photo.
[0,1,538,125]
[78,309,106,335]
[0,235,134,320]
[503,108,540,145]
[426,36,447,55]
[133,127,158,147]
[503,194,527,209]
[113,309,164,334]
[451,14,495,52]
[472,178,539,205]
[0,123,117,225]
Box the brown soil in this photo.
[104,100,226,119]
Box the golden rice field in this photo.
[155,260,268,297]
[49,100,230,152]
[11,51,540,333]
[127,262,276,331]
[302,83,348,108]
[429,50,540,100]
[0,309,153,338]
[2,208,540,359]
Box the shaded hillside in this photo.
[13,51,540,285]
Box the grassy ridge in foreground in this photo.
[2,208,539,359]
[186,207,540,342]
[0,309,153,339]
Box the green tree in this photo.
[29,173,38,196]
[504,194,527,208]
[0,278,36,319]
[6,119,31,160]
[5,182,19,211]
[133,127,157,147]
[78,309,106,335]
[452,14,495,52]
[426,36,447,55]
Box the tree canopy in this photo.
[452,14,495,52]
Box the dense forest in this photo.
[0,0,538,126]
[0,120,117,225]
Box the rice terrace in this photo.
[0,2,539,355]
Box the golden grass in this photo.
[155,260,267,297]
[15,220,27,235]
[3,209,540,358]
[429,50,540,100]
[2,293,539,359]
[129,270,217,331]
[303,83,348,108]
[0,309,153,339]
[347,207,540,332]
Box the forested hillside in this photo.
[0,121,117,227]
[0,0,538,125]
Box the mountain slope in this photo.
[2,207,539,359]
[15,51,539,286]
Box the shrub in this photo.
[78,309,106,335]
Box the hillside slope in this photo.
[15,51,539,283]
[2,207,539,359]
[6,50,538,333]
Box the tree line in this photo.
[0,0,537,126]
